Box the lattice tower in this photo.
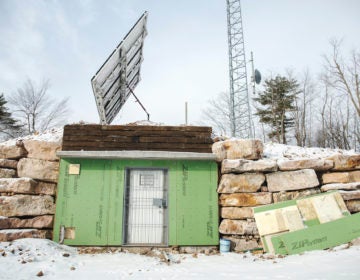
[226,0,253,138]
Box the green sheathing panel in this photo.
[253,200,296,214]
[53,158,218,246]
[53,159,123,245]
[271,212,360,255]
[169,161,219,246]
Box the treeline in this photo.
[203,39,360,151]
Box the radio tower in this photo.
[226,0,253,138]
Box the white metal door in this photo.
[124,169,168,245]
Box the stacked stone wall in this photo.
[0,138,60,241]
[2,133,359,249]
[213,139,360,252]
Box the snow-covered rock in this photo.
[212,139,263,162]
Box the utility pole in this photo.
[226,0,253,138]
[250,51,256,96]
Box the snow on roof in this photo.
[125,120,164,126]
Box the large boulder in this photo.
[0,168,16,178]
[0,178,38,194]
[212,139,263,162]
[339,190,360,201]
[223,236,261,252]
[23,139,61,161]
[321,182,360,192]
[220,207,254,219]
[266,169,319,192]
[345,200,360,213]
[277,158,333,171]
[0,140,27,159]
[219,219,258,235]
[328,154,360,171]
[322,171,360,184]
[0,159,18,169]
[221,159,277,174]
[0,229,52,242]
[17,158,59,182]
[219,193,272,207]
[272,188,321,203]
[0,215,53,229]
[34,181,57,196]
[0,195,55,217]
[217,173,265,193]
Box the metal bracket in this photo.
[127,84,150,120]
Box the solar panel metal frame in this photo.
[91,11,148,124]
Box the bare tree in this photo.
[323,38,360,117]
[7,79,70,134]
[314,71,353,150]
[201,92,233,136]
[291,69,317,147]
[316,74,330,148]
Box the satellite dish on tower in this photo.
[91,12,149,125]
[254,69,261,84]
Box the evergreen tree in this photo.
[0,93,21,139]
[254,75,300,144]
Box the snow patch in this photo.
[0,238,359,279]
[264,142,358,160]
[126,120,164,126]
[0,127,63,146]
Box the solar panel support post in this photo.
[127,84,150,121]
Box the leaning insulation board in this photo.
[253,191,359,255]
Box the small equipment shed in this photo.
[53,124,219,247]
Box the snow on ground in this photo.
[0,128,63,146]
[1,126,359,161]
[0,239,359,280]
[264,142,358,160]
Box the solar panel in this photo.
[91,12,148,124]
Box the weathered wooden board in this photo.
[62,124,213,152]
[64,124,212,132]
[63,135,213,144]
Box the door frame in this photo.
[122,167,169,246]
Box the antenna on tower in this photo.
[250,51,262,96]
[226,0,253,138]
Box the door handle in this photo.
[153,198,167,208]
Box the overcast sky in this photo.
[0,0,359,126]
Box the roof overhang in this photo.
[57,150,216,161]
